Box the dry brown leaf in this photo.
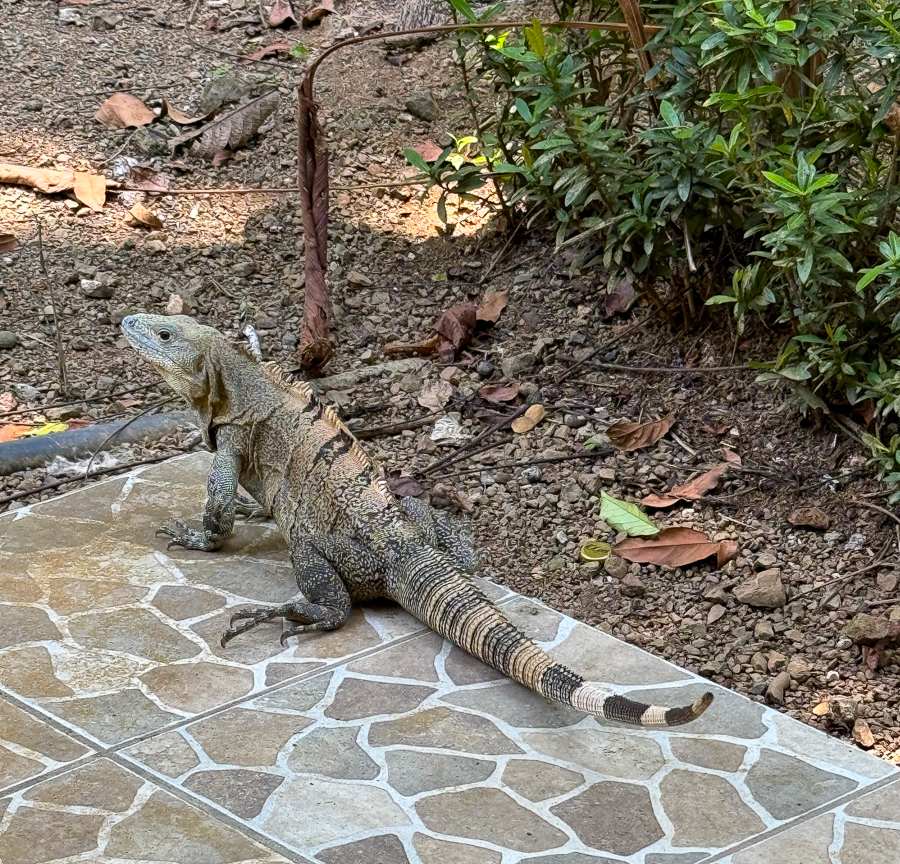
[788,506,830,530]
[387,472,425,498]
[127,202,163,230]
[418,379,453,412]
[0,162,75,195]
[94,92,156,129]
[643,463,729,509]
[72,172,106,211]
[615,527,720,568]
[511,404,546,434]
[432,302,477,361]
[161,99,212,125]
[716,539,739,567]
[384,333,441,356]
[478,382,520,404]
[303,0,334,25]
[169,92,280,160]
[476,289,509,324]
[608,412,675,452]
[603,276,636,317]
[722,448,742,465]
[243,42,291,62]
[269,0,297,26]
[0,233,17,252]
[433,482,475,514]
[128,165,170,192]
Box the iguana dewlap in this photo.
[122,314,712,727]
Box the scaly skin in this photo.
[122,314,713,727]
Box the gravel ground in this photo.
[2,0,900,763]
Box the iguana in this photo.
[122,314,713,727]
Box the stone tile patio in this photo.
[1,451,899,863]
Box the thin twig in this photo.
[35,221,68,397]
[354,413,440,440]
[553,317,649,387]
[787,559,898,604]
[183,36,299,69]
[852,498,900,529]
[583,362,754,375]
[0,383,158,420]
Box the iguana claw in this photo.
[156,519,217,551]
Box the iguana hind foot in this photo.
[234,494,268,519]
[220,597,349,647]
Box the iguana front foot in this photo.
[156,519,220,551]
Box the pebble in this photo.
[733,569,786,608]
[145,239,167,254]
[476,361,495,378]
[80,278,114,299]
[521,466,542,483]
[501,351,537,379]
[620,573,646,597]
[0,331,19,349]
[405,90,441,121]
[707,605,726,625]
[604,555,629,580]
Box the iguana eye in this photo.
[158,329,174,343]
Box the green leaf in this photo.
[706,294,738,304]
[660,100,680,127]
[403,148,430,174]
[600,493,659,537]
[447,0,478,22]
[524,17,546,59]
[763,172,803,196]
[857,264,888,291]
[437,193,448,225]
[774,19,796,31]
[515,98,532,122]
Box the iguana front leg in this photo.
[220,535,381,646]
[158,450,241,551]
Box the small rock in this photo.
[521,465,542,483]
[698,660,722,679]
[707,605,726,625]
[767,650,787,672]
[233,262,257,278]
[852,718,875,748]
[145,239,167,254]
[547,556,566,572]
[560,483,582,504]
[0,331,19,349]
[754,620,775,641]
[132,126,169,157]
[80,277,115,299]
[703,585,729,605]
[841,613,895,646]
[783,628,804,644]
[876,571,899,593]
[166,293,191,315]
[255,313,277,330]
[109,306,131,326]
[755,552,778,570]
[476,360,495,378]
[750,652,767,673]
[346,270,374,287]
[844,532,866,551]
[577,473,603,496]
[788,506,830,530]
[405,90,441,121]
[501,352,537,379]
[620,573,645,597]
[555,530,568,545]
[596,468,616,482]
[564,413,587,429]
[58,8,81,23]
[733,569,785,608]
[786,656,812,682]
[604,555,630,580]
[47,406,82,421]
[766,671,791,704]
[69,337,90,351]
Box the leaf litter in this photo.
[0,163,108,210]
[616,526,738,567]
[607,412,675,451]
[599,492,658,537]
[94,93,156,129]
[643,462,729,508]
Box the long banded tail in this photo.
[390,547,712,728]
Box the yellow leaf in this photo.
[24,422,69,436]
[73,172,106,211]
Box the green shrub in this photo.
[410,0,900,426]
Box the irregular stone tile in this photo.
[526,855,620,864]
[644,855,706,864]
[179,558,298,603]
[318,834,409,864]
[0,515,108,555]
[731,813,834,864]
[140,661,254,713]
[31,476,128,523]
[523,728,664,781]
[745,748,857,820]
[185,768,284,819]
[551,781,663,856]
[501,596,563,642]
[261,776,411,848]
[0,647,73,697]
[501,758,584,801]
[625,683,766,740]
[287,726,379,780]
[417,787,568,853]
[326,677,434,720]
[0,747,44,790]
[361,601,427,643]
[0,700,88,763]
[292,609,393,661]
[124,731,200,778]
[151,584,226,620]
[0,559,41,602]
[265,662,319,686]
[348,631,443,682]
[551,623,692,686]
[413,833,502,864]
[251,673,332,714]
[24,757,140,810]
[192,609,291,666]
[385,750,495,796]
[106,789,265,862]
[0,806,104,864]
[659,769,765,847]
[475,577,512,603]
[104,480,206,543]
[48,689,180,745]
[233,523,291,560]
[369,706,523,755]
[768,710,894,780]
[44,577,149,615]
[0,605,60,650]
[48,644,150,694]
[845,777,900,819]
[670,737,747,772]
[68,607,201,664]
[443,681,584,729]
[135,452,212,487]
[443,645,505,686]
[841,821,900,864]
[190,707,311,767]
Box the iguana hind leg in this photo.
[233,494,268,519]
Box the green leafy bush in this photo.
[410,0,900,427]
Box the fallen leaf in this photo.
[717,539,739,567]
[599,492,659,537]
[607,412,675,451]
[0,232,17,252]
[722,448,742,465]
[161,99,212,125]
[269,0,297,26]
[303,0,334,25]
[478,382,520,404]
[433,482,475,513]
[615,526,720,567]
[0,392,16,412]
[418,379,453,411]
[94,92,156,129]
[128,165,170,192]
[169,92,280,159]
[643,463,729,509]
[72,172,106,211]
[0,424,30,443]
[701,422,729,435]
[414,141,444,162]
[127,202,163,230]
[788,506,830,530]
[511,403,546,434]
[384,333,441,356]
[432,302,477,360]
[387,472,425,498]
[602,276,636,317]
[476,289,509,324]
[243,42,291,62]
[0,162,76,195]
[23,422,68,436]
